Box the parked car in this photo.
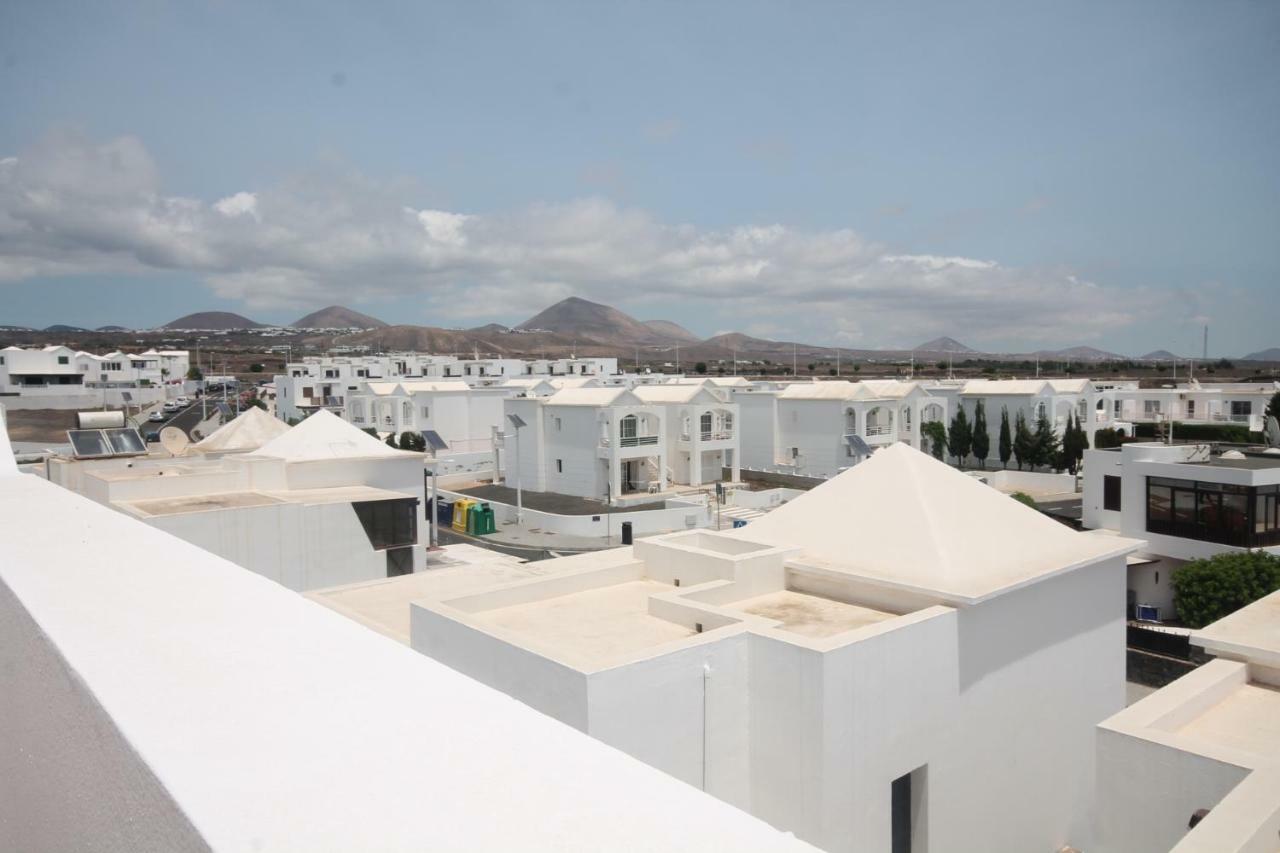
[175,396,191,405]
[148,411,165,422]
[162,401,181,413]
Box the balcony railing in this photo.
[700,431,733,441]
[619,434,659,447]
[865,424,893,436]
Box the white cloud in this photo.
[0,130,1142,345]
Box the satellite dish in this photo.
[159,427,190,457]
[1266,416,1280,449]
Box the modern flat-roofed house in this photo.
[1081,442,1280,621]
[412,444,1140,853]
[1095,589,1280,853]
[1111,380,1279,433]
[345,379,506,451]
[0,345,180,408]
[733,380,946,477]
[0,425,818,853]
[503,386,668,501]
[45,410,427,589]
[631,384,740,487]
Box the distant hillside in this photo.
[1141,350,1181,361]
[162,311,263,330]
[914,336,974,354]
[642,319,700,343]
[468,323,510,333]
[44,324,89,333]
[1243,347,1280,361]
[95,325,130,332]
[293,305,388,329]
[518,297,665,344]
[1033,346,1124,362]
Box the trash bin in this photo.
[451,499,474,533]
[474,503,496,535]
[732,518,749,529]
[621,521,633,545]
[436,500,453,527]
[466,501,481,535]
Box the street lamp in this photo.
[506,413,527,524]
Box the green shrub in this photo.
[1132,422,1261,443]
[1009,491,1037,507]
[1172,551,1280,628]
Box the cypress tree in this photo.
[1013,410,1033,471]
[998,406,1012,469]
[1032,408,1060,470]
[971,400,990,469]
[948,406,972,465]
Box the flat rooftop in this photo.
[1176,682,1280,756]
[730,589,896,638]
[308,548,564,644]
[121,485,412,518]
[473,579,694,669]
[1193,589,1280,668]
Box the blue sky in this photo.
[1,0,1277,355]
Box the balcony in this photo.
[864,424,893,437]
[620,434,659,448]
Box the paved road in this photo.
[141,401,205,441]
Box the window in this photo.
[1230,401,1252,419]
[1144,400,1162,416]
[1104,476,1122,512]
[1146,477,1272,547]
[1186,400,1196,419]
[402,401,414,424]
[554,417,562,431]
[700,412,713,438]
[386,547,414,577]
[1114,399,1122,417]
[353,499,418,550]
[422,405,429,419]
[57,355,69,365]
[556,459,563,473]
[620,415,637,440]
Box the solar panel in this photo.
[843,434,873,457]
[67,427,149,459]
[104,427,147,456]
[120,391,133,402]
[421,430,449,452]
[66,429,115,459]
[215,402,234,419]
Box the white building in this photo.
[1111,380,1278,433]
[1081,442,1280,620]
[0,425,817,852]
[631,383,740,487]
[503,386,668,501]
[926,378,1116,452]
[733,380,946,478]
[46,410,429,589]
[345,379,507,451]
[411,444,1140,853]
[1096,589,1280,853]
[0,345,188,408]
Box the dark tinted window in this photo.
[354,499,418,550]
[1103,476,1122,512]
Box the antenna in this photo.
[159,426,190,457]
[1203,325,1208,361]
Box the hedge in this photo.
[1131,421,1262,444]
[1171,551,1280,629]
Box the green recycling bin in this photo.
[476,503,496,535]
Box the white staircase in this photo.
[715,505,765,530]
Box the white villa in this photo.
[1081,442,1280,621]
[733,379,947,477]
[0,345,189,408]
[631,383,741,487]
[411,444,1141,853]
[1110,380,1278,433]
[45,410,428,589]
[345,379,508,451]
[502,386,670,501]
[0,420,817,852]
[1096,589,1280,852]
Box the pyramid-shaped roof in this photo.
[192,407,291,453]
[736,443,1138,604]
[248,409,414,461]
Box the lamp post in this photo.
[506,413,527,525]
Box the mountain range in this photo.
[16,297,1276,363]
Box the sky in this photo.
[1,0,1277,355]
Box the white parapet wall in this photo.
[0,462,818,852]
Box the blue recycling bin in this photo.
[436,500,454,527]
[732,518,749,529]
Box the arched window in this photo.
[350,400,365,422]
[402,400,414,425]
[700,412,713,438]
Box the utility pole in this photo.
[792,342,797,377]
[836,348,840,377]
